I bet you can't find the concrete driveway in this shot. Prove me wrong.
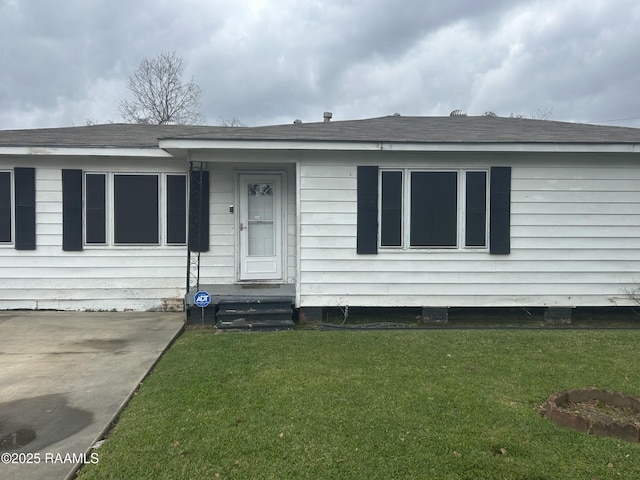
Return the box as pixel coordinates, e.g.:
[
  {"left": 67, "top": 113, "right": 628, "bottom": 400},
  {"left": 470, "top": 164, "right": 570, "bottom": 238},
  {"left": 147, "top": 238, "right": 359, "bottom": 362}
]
[{"left": 0, "top": 311, "right": 184, "bottom": 480}]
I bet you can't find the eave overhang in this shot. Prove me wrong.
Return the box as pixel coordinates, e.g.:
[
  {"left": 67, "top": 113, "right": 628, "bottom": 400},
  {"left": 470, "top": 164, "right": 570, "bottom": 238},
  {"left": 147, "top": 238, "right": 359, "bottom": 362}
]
[
  {"left": 159, "top": 138, "right": 640, "bottom": 154},
  {"left": 0, "top": 146, "right": 173, "bottom": 157}
]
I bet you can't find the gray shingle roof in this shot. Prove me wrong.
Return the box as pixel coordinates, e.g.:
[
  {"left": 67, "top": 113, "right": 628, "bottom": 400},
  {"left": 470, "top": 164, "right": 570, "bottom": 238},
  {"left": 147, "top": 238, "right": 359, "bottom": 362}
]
[
  {"left": 1, "top": 116, "right": 640, "bottom": 148},
  {"left": 165, "top": 115, "right": 640, "bottom": 144},
  {"left": 0, "top": 124, "right": 228, "bottom": 148}
]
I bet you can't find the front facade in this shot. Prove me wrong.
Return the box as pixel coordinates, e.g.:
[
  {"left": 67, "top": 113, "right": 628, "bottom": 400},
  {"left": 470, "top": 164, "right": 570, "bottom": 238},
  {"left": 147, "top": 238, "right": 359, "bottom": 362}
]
[{"left": 1, "top": 116, "right": 639, "bottom": 313}]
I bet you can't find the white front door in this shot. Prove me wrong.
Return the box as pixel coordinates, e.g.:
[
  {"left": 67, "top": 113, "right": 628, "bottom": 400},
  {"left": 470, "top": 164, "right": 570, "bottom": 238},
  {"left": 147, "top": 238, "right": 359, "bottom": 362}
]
[{"left": 238, "top": 173, "right": 284, "bottom": 281}]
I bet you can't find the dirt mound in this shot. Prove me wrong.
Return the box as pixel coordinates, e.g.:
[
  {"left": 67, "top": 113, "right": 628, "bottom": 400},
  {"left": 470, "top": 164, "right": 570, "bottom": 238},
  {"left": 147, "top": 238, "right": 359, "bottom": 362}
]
[{"left": 541, "top": 388, "right": 640, "bottom": 443}]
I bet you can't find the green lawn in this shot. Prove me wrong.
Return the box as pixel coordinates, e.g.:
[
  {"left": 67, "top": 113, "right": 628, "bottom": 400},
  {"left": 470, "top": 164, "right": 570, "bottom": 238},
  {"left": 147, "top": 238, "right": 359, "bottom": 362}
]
[{"left": 77, "top": 328, "right": 640, "bottom": 479}]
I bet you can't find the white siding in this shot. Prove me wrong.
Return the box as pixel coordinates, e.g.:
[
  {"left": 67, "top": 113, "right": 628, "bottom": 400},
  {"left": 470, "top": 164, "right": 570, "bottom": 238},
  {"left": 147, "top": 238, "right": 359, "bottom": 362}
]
[
  {"left": 0, "top": 155, "right": 297, "bottom": 311},
  {"left": 4, "top": 147, "right": 639, "bottom": 311},
  {"left": 0, "top": 156, "right": 189, "bottom": 311},
  {"left": 195, "top": 161, "right": 297, "bottom": 286},
  {"left": 298, "top": 153, "right": 640, "bottom": 308}
]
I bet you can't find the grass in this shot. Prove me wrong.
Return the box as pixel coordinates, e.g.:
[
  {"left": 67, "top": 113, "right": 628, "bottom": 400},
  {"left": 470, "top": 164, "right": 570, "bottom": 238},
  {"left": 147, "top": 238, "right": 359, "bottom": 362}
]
[{"left": 77, "top": 328, "right": 640, "bottom": 479}]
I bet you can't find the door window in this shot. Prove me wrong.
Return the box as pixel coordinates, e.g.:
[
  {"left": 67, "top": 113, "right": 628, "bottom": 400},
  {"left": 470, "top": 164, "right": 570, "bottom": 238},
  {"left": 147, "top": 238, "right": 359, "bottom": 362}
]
[{"left": 247, "top": 183, "right": 275, "bottom": 256}]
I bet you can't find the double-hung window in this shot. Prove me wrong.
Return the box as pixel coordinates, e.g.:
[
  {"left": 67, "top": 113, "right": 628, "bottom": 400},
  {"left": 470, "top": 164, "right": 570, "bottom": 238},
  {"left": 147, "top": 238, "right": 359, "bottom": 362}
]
[
  {"left": 62, "top": 169, "right": 203, "bottom": 251},
  {"left": 380, "top": 169, "right": 488, "bottom": 249},
  {"left": 82, "top": 173, "right": 187, "bottom": 246}
]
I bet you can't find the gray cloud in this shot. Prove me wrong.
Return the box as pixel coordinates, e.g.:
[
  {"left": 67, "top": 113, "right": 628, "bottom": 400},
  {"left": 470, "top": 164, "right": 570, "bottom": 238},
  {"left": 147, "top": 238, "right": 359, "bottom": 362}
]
[{"left": 1, "top": 0, "right": 639, "bottom": 129}]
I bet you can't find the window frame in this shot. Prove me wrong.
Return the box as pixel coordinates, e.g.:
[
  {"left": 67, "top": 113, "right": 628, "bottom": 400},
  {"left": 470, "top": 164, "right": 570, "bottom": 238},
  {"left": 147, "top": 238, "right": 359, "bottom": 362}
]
[
  {"left": 379, "top": 168, "right": 490, "bottom": 251},
  {"left": 0, "top": 170, "right": 13, "bottom": 245},
  {"left": 82, "top": 172, "right": 188, "bottom": 247}
]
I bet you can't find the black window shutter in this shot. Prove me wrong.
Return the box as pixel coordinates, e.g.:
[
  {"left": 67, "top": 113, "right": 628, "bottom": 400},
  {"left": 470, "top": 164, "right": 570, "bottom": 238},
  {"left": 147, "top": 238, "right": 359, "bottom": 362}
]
[
  {"left": 62, "top": 169, "right": 83, "bottom": 251},
  {"left": 489, "top": 166, "right": 511, "bottom": 254},
  {"left": 14, "top": 167, "right": 36, "bottom": 250},
  {"left": 189, "top": 169, "right": 209, "bottom": 252},
  {"left": 0, "top": 172, "right": 11, "bottom": 243},
  {"left": 357, "top": 165, "right": 378, "bottom": 254}
]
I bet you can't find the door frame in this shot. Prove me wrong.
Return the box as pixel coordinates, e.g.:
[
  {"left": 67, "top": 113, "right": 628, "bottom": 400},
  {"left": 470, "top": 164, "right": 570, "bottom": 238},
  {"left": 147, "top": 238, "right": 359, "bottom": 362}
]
[{"left": 235, "top": 171, "right": 287, "bottom": 282}]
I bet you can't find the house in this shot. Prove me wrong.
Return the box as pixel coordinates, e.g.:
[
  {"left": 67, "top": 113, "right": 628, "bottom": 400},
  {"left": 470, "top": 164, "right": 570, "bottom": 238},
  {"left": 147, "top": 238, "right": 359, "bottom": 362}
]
[{"left": 1, "top": 114, "right": 639, "bottom": 327}]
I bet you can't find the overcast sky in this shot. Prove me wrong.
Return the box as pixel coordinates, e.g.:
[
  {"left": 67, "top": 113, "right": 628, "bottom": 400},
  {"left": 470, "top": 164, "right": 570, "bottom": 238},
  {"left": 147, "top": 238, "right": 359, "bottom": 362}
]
[{"left": 1, "top": 0, "right": 639, "bottom": 130}]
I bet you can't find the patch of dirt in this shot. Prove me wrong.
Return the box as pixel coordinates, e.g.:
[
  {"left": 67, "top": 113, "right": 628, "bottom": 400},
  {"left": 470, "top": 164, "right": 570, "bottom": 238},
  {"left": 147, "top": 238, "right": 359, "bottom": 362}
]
[
  {"left": 541, "top": 388, "right": 640, "bottom": 442},
  {"left": 562, "top": 400, "right": 640, "bottom": 426}
]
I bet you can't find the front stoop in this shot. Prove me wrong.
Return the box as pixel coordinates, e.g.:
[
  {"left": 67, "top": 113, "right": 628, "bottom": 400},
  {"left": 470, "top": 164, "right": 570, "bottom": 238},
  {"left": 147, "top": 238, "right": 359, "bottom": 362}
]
[
  {"left": 215, "top": 298, "right": 294, "bottom": 332},
  {"left": 185, "top": 284, "right": 295, "bottom": 331}
]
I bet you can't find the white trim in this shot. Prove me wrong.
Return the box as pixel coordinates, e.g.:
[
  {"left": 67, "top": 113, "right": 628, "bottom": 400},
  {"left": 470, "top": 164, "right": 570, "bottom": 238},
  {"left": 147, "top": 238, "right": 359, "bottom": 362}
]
[
  {"left": 2, "top": 141, "right": 637, "bottom": 157},
  {"left": 295, "top": 161, "right": 302, "bottom": 307},
  {"left": 0, "top": 147, "right": 173, "bottom": 157},
  {"left": 159, "top": 139, "right": 640, "bottom": 154}
]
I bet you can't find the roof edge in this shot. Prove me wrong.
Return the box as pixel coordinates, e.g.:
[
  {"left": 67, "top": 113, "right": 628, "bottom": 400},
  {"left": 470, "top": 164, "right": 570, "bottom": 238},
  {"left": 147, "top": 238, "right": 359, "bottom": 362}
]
[
  {"left": 159, "top": 138, "right": 640, "bottom": 154},
  {"left": 0, "top": 146, "right": 174, "bottom": 157}
]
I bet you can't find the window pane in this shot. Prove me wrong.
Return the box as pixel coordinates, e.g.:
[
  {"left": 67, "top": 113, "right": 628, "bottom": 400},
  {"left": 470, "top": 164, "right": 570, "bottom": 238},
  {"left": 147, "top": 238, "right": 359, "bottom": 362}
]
[
  {"left": 0, "top": 172, "right": 11, "bottom": 242},
  {"left": 86, "top": 174, "right": 106, "bottom": 244},
  {"left": 14, "top": 168, "right": 36, "bottom": 250},
  {"left": 166, "top": 175, "right": 187, "bottom": 244},
  {"left": 247, "top": 183, "right": 275, "bottom": 256},
  {"left": 465, "top": 171, "right": 487, "bottom": 247},
  {"left": 410, "top": 172, "right": 457, "bottom": 247},
  {"left": 381, "top": 171, "right": 403, "bottom": 246},
  {"left": 114, "top": 174, "right": 158, "bottom": 244}
]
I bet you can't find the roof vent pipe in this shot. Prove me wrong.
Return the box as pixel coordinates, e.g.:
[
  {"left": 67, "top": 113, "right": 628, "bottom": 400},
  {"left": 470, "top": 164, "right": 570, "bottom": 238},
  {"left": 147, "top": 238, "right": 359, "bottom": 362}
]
[{"left": 323, "top": 112, "right": 332, "bottom": 122}]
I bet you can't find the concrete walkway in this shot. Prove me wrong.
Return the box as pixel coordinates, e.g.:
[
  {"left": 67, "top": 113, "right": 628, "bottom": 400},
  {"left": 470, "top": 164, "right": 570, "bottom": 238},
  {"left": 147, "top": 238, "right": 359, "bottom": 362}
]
[{"left": 0, "top": 311, "right": 184, "bottom": 480}]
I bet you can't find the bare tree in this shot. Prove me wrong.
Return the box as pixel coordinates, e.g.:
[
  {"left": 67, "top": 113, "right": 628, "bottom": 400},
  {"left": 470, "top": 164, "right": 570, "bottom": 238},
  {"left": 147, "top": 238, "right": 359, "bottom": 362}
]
[
  {"left": 217, "top": 117, "right": 247, "bottom": 127},
  {"left": 509, "top": 107, "right": 553, "bottom": 120},
  {"left": 120, "top": 51, "right": 204, "bottom": 125}
]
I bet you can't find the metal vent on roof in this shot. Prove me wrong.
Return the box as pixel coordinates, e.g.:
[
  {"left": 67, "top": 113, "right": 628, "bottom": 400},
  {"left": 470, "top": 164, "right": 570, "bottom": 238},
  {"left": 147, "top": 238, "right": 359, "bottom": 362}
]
[
  {"left": 450, "top": 109, "right": 467, "bottom": 117},
  {"left": 293, "top": 119, "right": 302, "bottom": 124}
]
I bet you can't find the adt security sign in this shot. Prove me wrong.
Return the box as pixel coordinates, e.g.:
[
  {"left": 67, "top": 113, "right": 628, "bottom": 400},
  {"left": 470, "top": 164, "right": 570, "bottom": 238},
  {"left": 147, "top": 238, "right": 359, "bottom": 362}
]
[{"left": 194, "top": 291, "right": 211, "bottom": 308}]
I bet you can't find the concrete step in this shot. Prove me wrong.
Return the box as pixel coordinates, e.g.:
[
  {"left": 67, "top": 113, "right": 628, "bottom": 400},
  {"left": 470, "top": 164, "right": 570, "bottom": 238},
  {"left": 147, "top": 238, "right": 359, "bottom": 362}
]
[
  {"left": 216, "top": 298, "right": 294, "bottom": 331},
  {"left": 216, "top": 318, "right": 295, "bottom": 331}
]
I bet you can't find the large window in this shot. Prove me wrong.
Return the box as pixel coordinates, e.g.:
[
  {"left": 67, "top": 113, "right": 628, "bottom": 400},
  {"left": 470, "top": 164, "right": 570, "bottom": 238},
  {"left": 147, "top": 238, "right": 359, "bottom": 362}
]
[
  {"left": 380, "top": 169, "right": 488, "bottom": 249},
  {"left": 82, "top": 173, "right": 187, "bottom": 246}
]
